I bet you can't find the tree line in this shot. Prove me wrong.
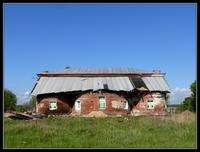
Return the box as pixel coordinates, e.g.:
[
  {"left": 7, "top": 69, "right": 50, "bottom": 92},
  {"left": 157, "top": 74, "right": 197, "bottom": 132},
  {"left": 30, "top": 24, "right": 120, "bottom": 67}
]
[{"left": 4, "top": 89, "right": 36, "bottom": 112}]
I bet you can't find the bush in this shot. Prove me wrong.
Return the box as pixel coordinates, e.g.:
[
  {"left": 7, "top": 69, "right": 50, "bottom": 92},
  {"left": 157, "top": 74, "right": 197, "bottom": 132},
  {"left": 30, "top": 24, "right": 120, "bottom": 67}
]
[{"left": 15, "top": 105, "right": 26, "bottom": 112}]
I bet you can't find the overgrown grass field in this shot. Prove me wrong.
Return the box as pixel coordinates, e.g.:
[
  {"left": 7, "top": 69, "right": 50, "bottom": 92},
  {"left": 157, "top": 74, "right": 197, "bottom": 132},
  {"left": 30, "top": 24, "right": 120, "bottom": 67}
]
[{"left": 4, "top": 114, "right": 196, "bottom": 148}]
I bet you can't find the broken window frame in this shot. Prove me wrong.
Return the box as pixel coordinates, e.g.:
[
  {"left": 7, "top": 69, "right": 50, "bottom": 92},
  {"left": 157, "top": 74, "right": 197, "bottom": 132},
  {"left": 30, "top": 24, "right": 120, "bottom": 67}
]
[
  {"left": 124, "top": 100, "right": 129, "bottom": 110},
  {"left": 75, "top": 100, "right": 81, "bottom": 111},
  {"left": 49, "top": 98, "right": 57, "bottom": 111},
  {"left": 147, "top": 100, "right": 154, "bottom": 110}
]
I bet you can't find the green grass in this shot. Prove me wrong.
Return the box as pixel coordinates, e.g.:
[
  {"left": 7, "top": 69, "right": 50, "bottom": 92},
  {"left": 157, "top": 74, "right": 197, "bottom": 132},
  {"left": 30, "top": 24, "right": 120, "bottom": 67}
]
[{"left": 4, "top": 115, "right": 196, "bottom": 148}]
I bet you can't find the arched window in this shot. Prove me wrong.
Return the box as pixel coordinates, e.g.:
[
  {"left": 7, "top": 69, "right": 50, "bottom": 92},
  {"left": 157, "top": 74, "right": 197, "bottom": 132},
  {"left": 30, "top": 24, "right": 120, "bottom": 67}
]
[
  {"left": 124, "top": 101, "right": 129, "bottom": 110},
  {"left": 75, "top": 100, "right": 81, "bottom": 111}
]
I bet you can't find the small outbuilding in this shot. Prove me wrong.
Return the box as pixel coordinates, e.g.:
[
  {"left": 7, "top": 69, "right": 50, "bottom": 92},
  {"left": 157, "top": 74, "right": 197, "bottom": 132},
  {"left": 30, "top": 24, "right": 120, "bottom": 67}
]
[{"left": 31, "top": 67, "right": 170, "bottom": 116}]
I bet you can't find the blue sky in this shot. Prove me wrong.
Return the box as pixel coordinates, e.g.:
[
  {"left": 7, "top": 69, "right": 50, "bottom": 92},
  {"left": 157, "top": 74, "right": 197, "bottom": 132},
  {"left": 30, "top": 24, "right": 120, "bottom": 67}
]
[{"left": 4, "top": 4, "right": 196, "bottom": 104}]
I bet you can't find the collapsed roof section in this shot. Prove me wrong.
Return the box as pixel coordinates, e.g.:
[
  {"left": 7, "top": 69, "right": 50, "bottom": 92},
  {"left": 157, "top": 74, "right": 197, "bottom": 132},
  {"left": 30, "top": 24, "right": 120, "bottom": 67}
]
[{"left": 31, "top": 77, "right": 134, "bottom": 96}]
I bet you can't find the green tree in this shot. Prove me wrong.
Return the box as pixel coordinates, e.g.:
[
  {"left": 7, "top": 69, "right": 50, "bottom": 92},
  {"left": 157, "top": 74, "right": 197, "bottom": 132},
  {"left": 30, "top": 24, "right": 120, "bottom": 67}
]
[
  {"left": 4, "top": 89, "right": 17, "bottom": 112},
  {"left": 29, "top": 96, "right": 37, "bottom": 108},
  {"left": 178, "top": 97, "right": 190, "bottom": 111},
  {"left": 189, "top": 81, "right": 196, "bottom": 112},
  {"left": 178, "top": 81, "right": 196, "bottom": 112}
]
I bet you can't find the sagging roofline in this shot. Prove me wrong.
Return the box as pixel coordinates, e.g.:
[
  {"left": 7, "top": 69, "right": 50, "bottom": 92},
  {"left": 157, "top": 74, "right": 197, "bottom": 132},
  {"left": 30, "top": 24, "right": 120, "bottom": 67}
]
[{"left": 37, "top": 73, "right": 166, "bottom": 77}]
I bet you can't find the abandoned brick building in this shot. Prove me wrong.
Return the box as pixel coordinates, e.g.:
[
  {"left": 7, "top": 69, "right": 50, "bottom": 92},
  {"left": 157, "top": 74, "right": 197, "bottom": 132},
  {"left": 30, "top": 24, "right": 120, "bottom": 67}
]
[{"left": 31, "top": 67, "right": 170, "bottom": 116}]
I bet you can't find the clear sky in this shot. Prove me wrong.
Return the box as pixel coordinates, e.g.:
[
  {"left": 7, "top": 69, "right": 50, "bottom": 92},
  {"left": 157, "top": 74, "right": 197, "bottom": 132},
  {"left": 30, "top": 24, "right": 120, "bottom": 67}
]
[{"left": 4, "top": 4, "right": 196, "bottom": 104}]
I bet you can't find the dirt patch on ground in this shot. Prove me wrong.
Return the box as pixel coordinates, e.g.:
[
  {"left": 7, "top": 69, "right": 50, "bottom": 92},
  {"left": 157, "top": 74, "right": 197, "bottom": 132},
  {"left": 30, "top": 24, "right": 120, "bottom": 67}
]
[
  {"left": 86, "top": 111, "right": 108, "bottom": 117},
  {"left": 4, "top": 112, "right": 14, "bottom": 118},
  {"left": 69, "top": 112, "right": 81, "bottom": 117},
  {"left": 170, "top": 110, "right": 195, "bottom": 123}
]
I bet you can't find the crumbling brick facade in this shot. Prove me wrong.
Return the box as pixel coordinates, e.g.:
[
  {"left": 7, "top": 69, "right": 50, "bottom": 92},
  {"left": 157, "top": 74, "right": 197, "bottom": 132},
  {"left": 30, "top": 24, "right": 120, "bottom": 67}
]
[
  {"left": 35, "top": 91, "right": 167, "bottom": 116},
  {"left": 72, "top": 92, "right": 130, "bottom": 115},
  {"left": 36, "top": 94, "right": 72, "bottom": 115},
  {"left": 131, "top": 92, "right": 167, "bottom": 116}
]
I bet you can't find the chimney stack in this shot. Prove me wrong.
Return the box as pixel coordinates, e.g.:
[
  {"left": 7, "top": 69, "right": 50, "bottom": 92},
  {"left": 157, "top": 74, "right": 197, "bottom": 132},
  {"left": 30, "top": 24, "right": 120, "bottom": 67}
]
[
  {"left": 65, "top": 66, "right": 70, "bottom": 69},
  {"left": 42, "top": 70, "right": 48, "bottom": 74},
  {"left": 153, "top": 70, "right": 161, "bottom": 73}
]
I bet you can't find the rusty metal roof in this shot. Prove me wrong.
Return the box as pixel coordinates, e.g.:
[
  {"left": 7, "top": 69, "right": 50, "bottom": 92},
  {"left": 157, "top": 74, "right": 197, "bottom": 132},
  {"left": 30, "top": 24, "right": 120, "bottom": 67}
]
[
  {"left": 31, "top": 77, "right": 135, "bottom": 95},
  {"left": 142, "top": 76, "right": 170, "bottom": 92},
  {"left": 43, "top": 67, "right": 154, "bottom": 74}
]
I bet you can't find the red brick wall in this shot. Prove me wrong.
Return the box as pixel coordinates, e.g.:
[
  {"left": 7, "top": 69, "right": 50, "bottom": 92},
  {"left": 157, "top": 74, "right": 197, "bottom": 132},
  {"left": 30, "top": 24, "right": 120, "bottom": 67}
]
[
  {"left": 72, "top": 92, "right": 130, "bottom": 115},
  {"left": 131, "top": 92, "right": 167, "bottom": 116},
  {"left": 36, "top": 95, "right": 72, "bottom": 115},
  {"left": 36, "top": 91, "right": 167, "bottom": 116}
]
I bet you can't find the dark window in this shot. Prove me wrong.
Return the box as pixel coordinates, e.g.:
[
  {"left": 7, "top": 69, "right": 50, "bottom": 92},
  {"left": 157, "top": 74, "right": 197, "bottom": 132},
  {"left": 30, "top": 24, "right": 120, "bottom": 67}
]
[
  {"left": 130, "top": 77, "right": 147, "bottom": 88},
  {"left": 103, "top": 84, "right": 109, "bottom": 90}
]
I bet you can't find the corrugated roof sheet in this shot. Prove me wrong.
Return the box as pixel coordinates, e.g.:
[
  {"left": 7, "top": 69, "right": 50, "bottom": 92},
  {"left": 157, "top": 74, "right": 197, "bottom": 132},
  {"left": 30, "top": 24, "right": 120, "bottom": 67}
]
[
  {"left": 142, "top": 76, "right": 170, "bottom": 92},
  {"left": 31, "top": 77, "right": 134, "bottom": 95},
  {"left": 46, "top": 67, "right": 153, "bottom": 74}
]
